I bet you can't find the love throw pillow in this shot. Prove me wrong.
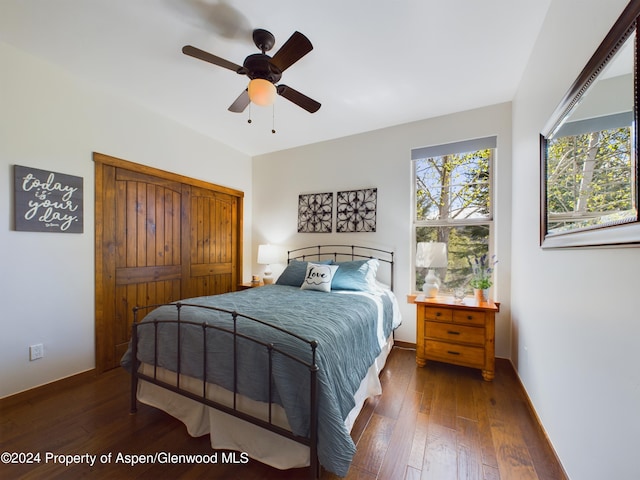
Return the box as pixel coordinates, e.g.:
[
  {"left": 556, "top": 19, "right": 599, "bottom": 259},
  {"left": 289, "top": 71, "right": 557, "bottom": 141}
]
[{"left": 300, "top": 263, "right": 339, "bottom": 292}]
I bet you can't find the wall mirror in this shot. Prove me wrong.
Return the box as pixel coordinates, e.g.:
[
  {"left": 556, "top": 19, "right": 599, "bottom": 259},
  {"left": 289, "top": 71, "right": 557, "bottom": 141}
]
[{"left": 540, "top": 1, "right": 640, "bottom": 248}]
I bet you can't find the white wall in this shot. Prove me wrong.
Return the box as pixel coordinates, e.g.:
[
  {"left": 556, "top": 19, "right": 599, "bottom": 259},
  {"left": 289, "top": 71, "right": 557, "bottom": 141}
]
[
  {"left": 512, "top": 1, "right": 640, "bottom": 479},
  {"left": 252, "top": 103, "right": 513, "bottom": 354},
  {"left": 0, "top": 42, "right": 253, "bottom": 398}
]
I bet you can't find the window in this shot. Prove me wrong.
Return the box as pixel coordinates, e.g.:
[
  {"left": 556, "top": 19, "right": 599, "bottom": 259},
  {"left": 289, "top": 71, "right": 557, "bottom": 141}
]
[{"left": 412, "top": 137, "right": 495, "bottom": 293}]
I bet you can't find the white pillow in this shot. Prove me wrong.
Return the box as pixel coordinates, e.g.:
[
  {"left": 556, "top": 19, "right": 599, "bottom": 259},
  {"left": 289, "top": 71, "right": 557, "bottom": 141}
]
[{"left": 300, "top": 263, "right": 339, "bottom": 292}]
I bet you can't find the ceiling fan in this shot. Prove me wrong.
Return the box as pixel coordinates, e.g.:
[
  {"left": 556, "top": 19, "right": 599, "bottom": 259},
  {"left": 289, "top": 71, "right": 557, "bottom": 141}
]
[{"left": 182, "top": 28, "right": 321, "bottom": 114}]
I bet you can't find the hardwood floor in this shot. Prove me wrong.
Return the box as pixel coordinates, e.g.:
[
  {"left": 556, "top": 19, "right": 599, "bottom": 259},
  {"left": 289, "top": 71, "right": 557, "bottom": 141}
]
[{"left": 0, "top": 347, "right": 566, "bottom": 480}]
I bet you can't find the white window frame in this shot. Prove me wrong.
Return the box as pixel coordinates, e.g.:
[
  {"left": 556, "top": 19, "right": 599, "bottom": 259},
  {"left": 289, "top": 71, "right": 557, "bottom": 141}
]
[{"left": 411, "top": 137, "right": 496, "bottom": 293}]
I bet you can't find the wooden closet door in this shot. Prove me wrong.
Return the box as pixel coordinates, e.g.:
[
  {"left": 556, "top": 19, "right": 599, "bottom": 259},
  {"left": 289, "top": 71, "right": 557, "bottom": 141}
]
[
  {"left": 95, "top": 154, "right": 243, "bottom": 372},
  {"left": 185, "top": 186, "right": 239, "bottom": 297},
  {"left": 100, "top": 167, "right": 184, "bottom": 370},
  {"left": 113, "top": 168, "right": 183, "bottom": 367}
]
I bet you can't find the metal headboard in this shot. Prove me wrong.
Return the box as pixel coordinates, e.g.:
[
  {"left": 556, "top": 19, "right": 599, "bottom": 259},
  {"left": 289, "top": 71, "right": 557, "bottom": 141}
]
[{"left": 287, "top": 245, "right": 395, "bottom": 291}]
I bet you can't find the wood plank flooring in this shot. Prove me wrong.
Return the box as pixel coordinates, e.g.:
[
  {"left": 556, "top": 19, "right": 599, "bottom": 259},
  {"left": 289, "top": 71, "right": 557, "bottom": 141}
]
[{"left": 0, "top": 347, "right": 566, "bottom": 479}]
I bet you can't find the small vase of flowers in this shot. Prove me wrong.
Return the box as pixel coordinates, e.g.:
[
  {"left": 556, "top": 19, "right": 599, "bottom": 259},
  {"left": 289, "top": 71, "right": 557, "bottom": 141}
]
[{"left": 469, "top": 254, "right": 497, "bottom": 302}]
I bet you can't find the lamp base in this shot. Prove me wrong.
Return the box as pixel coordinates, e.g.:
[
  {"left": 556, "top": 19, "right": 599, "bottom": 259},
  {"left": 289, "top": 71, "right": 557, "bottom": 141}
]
[
  {"left": 422, "top": 283, "right": 439, "bottom": 298},
  {"left": 422, "top": 269, "right": 440, "bottom": 298}
]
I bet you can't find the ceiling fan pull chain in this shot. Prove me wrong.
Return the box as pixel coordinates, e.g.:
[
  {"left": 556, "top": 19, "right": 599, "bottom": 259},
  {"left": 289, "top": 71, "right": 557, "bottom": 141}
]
[
  {"left": 272, "top": 104, "right": 276, "bottom": 134},
  {"left": 247, "top": 103, "right": 252, "bottom": 124}
]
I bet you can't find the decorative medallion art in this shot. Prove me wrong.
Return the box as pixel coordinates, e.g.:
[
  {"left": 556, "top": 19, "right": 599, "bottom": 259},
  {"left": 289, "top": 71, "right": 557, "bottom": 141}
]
[
  {"left": 298, "top": 192, "right": 333, "bottom": 233},
  {"left": 336, "top": 188, "right": 377, "bottom": 232}
]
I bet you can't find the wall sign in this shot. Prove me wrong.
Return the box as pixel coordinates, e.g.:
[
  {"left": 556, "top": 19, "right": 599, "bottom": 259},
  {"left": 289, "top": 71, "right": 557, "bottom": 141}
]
[{"left": 14, "top": 165, "right": 84, "bottom": 233}]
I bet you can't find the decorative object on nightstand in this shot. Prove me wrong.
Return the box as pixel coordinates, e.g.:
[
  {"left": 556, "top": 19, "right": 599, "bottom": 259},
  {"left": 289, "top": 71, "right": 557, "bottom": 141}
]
[
  {"left": 415, "top": 242, "right": 447, "bottom": 298},
  {"left": 469, "top": 254, "right": 497, "bottom": 302},
  {"left": 409, "top": 294, "right": 499, "bottom": 381},
  {"left": 453, "top": 286, "right": 466, "bottom": 303},
  {"left": 257, "top": 244, "right": 283, "bottom": 285}
]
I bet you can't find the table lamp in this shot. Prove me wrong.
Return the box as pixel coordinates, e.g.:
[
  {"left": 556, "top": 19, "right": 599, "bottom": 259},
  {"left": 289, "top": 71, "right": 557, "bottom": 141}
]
[
  {"left": 257, "top": 244, "right": 282, "bottom": 285},
  {"left": 415, "top": 242, "right": 448, "bottom": 297}
]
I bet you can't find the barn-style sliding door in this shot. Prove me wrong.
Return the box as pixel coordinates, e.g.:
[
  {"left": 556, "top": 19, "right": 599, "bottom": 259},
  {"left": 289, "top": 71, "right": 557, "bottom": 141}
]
[{"left": 94, "top": 153, "right": 243, "bottom": 372}]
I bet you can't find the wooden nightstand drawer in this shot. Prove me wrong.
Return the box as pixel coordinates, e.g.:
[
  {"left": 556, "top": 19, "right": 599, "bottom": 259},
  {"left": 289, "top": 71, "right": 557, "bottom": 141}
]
[
  {"left": 410, "top": 294, "right": 498, "bottom": 381},
  {"left": 453, "top": 309, "right": 486, "bottom": 326},
  {"left": 425, "top": 340, "right": 485, "bottom": 368},
  {"left": 422, "top": 306, "right": 453, "bottom": 322},
  {"left": 425, "top": 321, "right": 485, "bottom": 346}
]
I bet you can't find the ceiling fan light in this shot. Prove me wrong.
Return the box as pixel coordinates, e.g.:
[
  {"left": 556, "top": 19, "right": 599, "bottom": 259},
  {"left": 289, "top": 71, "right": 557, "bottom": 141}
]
[{"left": 248, "top": 78, "right": 277, "bottom": 106}]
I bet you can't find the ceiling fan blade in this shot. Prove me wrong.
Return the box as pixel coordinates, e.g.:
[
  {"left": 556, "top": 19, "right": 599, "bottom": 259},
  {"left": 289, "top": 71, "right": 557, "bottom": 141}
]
[
  {"left": 270, "top": 32, "right": 313, "bottom": 72},
  {"left": 182, "top": 45, "right": 243, "bottom": 73},
  {"left": 228, "top": 89, "right": 250, "bottom": 113},
  {"left": 277, "top": 85, "right": 321, "bottom": 113}
]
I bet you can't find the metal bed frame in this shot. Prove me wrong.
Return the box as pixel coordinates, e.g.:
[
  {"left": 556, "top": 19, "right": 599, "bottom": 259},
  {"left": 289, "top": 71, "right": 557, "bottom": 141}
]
[
  {"left": 287, "top": 244, "right": 394, "bottom": 291},
  {"left": 128, "top": 245, "right": 394, "bottom": 479},
  {"left": 129, "top": 302, "right": 321, "bottom": 477}
]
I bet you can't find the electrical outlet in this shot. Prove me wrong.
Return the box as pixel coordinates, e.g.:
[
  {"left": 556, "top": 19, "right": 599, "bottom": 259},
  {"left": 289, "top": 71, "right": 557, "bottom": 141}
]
[{"left": 29, "top": 344, "right": 44, "bottom": 361}]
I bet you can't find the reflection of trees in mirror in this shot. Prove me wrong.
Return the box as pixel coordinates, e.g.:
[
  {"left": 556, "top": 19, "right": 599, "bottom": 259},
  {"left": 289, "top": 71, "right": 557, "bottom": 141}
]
[
  {"left": 546, "top": 124, "right": 634, "bottom": 234},
  {"left": 415, "top": 149, "right": 491, "bottom": 292},
  {"left": 540, "top": 2, "right": 640, "bottom": 247}
]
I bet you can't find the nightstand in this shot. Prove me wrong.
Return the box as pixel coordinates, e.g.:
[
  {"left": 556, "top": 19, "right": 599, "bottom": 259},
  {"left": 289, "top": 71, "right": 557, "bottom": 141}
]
[
  {"left": 408, "top": 294, "right": 499, "bottom": 381},
  {"left": 237, "top": 281, "right": 264, "bottom": 290}
]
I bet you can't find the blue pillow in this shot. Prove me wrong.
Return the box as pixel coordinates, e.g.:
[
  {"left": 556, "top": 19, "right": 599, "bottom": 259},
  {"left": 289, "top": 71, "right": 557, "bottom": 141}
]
[
  {"left": 275, "top": 259, "right": 333, "bottom": 287},
  {"left": 331, "top": 259, "right": 379, "bottom": 291}
]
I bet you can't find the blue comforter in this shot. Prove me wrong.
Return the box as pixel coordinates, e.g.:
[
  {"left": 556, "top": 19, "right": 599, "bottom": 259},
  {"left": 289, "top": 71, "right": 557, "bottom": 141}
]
[{"left": 121, "top": 284, "right": 395, "bottom": 476}]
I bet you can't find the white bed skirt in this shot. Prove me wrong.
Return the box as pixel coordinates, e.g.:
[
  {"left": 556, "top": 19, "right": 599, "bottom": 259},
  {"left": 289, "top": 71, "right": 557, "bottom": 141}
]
[{"left": 136, "top": 335, "right": 395, "bottom": 470}]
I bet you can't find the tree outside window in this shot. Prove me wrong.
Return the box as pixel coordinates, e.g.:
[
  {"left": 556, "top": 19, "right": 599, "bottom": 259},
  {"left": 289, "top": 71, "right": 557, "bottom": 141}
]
[{"left": 413, "top": 139, "right": 494, "bottom": 293}]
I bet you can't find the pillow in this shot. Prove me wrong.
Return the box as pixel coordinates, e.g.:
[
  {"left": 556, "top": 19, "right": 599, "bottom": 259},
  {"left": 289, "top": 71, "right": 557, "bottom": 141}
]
[
  {"left": 276, "top": 259, "right": 333, "bottom": 287},
  {"left": 331, "top": 258, "right": 379, "bottom": 291},
  {"left": 300, "top": 263, "right": 339, "bottom": 292}
]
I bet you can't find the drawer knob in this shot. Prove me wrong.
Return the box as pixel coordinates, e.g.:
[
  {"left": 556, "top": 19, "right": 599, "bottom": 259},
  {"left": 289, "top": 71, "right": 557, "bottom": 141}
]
[
  {"left": 447, "top": 330, "right": 461, "bottom": 335},
  {"left": 467, "top": 315, "right": 473, "bottom": 320},
  {"left": 447, "top": 350, "right": 461, "bottom": 356},
  {"left": 436, "top": 312, "right": 442, "bottom": 317}
]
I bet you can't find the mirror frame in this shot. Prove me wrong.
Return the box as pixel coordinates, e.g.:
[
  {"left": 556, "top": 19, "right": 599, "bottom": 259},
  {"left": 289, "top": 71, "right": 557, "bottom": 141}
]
[{"left": 540, "top": 1, "right": 640, "bottom": 248}]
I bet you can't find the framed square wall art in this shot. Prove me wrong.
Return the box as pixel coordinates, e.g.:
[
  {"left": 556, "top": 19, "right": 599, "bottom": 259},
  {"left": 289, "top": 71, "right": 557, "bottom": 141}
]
[
  {"left": 336, "top": 188, "right": 377, "bottom": 233},
  {"left": 298, "top": 192, "right": 333, "bottom": 233}
]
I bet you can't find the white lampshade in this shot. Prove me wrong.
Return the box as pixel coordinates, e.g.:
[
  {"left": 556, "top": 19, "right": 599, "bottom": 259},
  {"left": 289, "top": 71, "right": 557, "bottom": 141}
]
[
  {"left": 257, "top": 244, "right": 283, "bottom": 284},
  {"left": 257, "top": 244, "right": 282, "bottom": 265},
  {"left": 415, "top": 242, "right": 448, "bottom": 268},
  {"left": 248, "top": 78, "right": 277, "bottom": 106}
]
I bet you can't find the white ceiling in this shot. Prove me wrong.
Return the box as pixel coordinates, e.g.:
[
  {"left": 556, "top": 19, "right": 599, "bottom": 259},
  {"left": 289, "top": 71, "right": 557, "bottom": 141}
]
[{"left": 0, "top": 0, "right": 552, "bottom": 156}]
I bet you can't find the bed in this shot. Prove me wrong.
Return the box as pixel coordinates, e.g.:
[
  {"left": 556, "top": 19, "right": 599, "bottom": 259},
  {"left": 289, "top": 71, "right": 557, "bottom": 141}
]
[{"left": 121, "top": 245, "right": 401, "bottom": 478}]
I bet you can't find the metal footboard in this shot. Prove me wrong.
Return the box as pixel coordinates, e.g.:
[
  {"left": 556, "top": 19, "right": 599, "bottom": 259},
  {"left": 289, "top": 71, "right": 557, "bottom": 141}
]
[{"left": 129, "top": 302, "right": 320, "bottom": 479}]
